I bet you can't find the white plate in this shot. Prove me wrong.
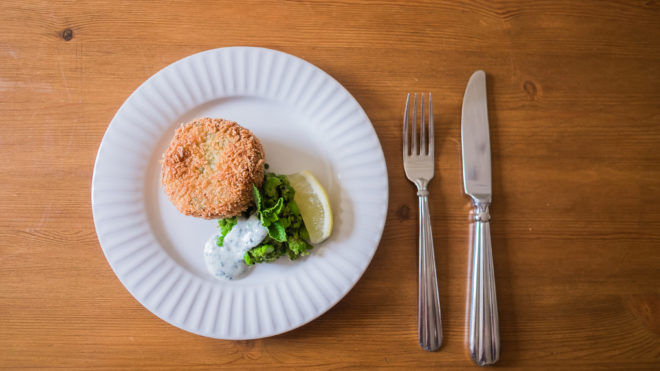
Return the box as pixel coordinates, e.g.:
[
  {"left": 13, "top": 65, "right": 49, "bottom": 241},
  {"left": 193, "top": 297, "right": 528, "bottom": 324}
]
[{"left": 91, "top": 47, "right": 388, "bottom": 339}]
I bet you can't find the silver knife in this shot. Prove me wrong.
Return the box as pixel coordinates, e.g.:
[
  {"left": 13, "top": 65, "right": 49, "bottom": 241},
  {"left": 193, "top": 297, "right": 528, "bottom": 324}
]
[{"left": 461, "top": 70, "right": 500, "bottom": 366}]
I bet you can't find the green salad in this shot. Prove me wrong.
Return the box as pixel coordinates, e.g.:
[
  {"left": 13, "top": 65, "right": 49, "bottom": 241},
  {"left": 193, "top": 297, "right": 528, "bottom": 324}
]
[{"left": 216, "top": 173, "right": 313, "bottom": 265}]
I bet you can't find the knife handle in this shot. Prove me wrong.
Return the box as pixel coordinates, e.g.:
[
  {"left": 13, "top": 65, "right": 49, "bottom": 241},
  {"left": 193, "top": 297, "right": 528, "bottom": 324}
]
[
  {"left": 468, "top": 200, "right": 500, "bottom": 366},
  {"left": 418, "top": 192, "right": 443, "bottom": 351}
]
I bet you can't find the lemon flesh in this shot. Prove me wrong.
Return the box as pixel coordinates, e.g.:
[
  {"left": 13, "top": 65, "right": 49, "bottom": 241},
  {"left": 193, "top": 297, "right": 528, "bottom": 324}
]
[{"left": 287, "top": 171, "right": 333, "bottom": 244}]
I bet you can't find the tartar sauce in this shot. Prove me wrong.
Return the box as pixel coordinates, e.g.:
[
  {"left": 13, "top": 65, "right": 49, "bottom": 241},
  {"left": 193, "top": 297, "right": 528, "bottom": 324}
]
[{"left": 203, "top": 214, "right": 268, "bottom": 280}]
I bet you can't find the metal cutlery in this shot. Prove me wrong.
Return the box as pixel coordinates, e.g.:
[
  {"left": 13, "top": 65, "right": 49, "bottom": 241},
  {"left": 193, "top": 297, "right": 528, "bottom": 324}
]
[
  {"left": 461, "top": 70, "right": 500, "bottom": 366},
  {"left": 403, "top": 93, "right": 443, "bottom": 351}
]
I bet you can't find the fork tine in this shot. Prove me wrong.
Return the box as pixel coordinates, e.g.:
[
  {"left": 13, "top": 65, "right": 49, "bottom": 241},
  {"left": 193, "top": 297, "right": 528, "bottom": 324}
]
[
  {"left": 420, "top": 93, "right": 426, "bottom": 155},
  {"left": 403, "top": 93, "right": 410, "bottom": 156},
  {"left": 428, "top": 92, "right": 434, "bottom": 155},
  {"left": 412, "top": 93, "right": 418, "bottom": 155}
]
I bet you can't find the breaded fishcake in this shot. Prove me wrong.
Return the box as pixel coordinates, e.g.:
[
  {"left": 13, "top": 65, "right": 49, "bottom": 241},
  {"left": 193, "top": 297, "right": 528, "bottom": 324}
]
[{"left": 161, "top": 117, "right": 265, "bottom": 219}]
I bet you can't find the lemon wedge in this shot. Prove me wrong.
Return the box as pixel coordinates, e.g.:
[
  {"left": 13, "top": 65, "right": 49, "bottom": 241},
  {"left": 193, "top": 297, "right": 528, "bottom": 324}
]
[{"left": 287, "top": 171, "right": 333, "bottom": 244}]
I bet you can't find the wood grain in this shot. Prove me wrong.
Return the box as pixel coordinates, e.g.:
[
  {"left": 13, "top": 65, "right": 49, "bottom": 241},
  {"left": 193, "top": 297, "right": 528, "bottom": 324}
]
[{"left": 1, "top": 0, "right": 659, "bottom": 369}]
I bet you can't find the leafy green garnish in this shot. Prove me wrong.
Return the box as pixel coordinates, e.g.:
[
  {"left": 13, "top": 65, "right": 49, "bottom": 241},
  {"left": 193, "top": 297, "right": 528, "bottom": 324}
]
[
  {"left": 268, "top": 222, "right": 286, "bottom": 242},
  {"left": 216, "top": 217, "right": 237, "bottom": 246},
  {"left": 245, "top": 244, "right": 279, "bottom": 263},
  {"left": 252, "top": 184, "right": 263, "bottom": 211},
  {"left": 258, "top": 197, "right": 283, "bottom": 227},
  {"left": 244, "top": 173, "right": 313, "bottom": 265}
]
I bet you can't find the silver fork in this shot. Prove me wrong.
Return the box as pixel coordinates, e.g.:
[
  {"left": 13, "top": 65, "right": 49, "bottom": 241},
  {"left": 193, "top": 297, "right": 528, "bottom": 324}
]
[{"left": 403, "top": 93, "right": 443, "bottom": 351}]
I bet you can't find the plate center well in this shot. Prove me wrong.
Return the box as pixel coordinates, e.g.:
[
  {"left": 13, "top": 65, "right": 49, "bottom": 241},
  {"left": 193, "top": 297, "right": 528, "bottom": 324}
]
[{"left": 145, "top": 96, "right": 334, "bottom": 282}]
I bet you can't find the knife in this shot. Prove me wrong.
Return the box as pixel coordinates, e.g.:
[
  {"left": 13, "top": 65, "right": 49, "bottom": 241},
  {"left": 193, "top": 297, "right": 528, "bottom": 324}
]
[{"left": 461, "top": 70, "right": 500, "bottom": 366}]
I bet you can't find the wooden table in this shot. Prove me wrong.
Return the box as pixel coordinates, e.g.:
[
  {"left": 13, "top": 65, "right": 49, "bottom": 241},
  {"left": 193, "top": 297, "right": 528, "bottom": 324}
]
[{"left": 2, "top": 1, "right": 659, "bottom": 369}]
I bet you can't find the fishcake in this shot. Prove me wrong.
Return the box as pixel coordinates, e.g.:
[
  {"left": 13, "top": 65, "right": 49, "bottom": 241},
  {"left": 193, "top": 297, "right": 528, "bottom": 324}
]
[{"left": 161, "top": 117, "right": 265, "bottom": 219}]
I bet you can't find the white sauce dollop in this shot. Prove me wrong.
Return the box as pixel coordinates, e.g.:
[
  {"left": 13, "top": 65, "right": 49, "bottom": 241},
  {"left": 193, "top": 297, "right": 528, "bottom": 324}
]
[{"left": 203, "top": 214, "right": 268, "bottom": 280}]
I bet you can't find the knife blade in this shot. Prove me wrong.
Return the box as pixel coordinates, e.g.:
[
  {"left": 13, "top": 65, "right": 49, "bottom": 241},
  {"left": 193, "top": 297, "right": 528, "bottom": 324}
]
[
  {"left": 461, "top": 70, "right": 500, "bottom": 366},
  {"left": 462, "top": 70, "right": 491, "bottom": 202}
]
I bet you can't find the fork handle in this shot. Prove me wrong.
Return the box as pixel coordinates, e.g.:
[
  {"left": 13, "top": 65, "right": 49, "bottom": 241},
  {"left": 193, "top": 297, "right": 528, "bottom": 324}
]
[
  {"left": 468, "top": 201, "right": 500, "bottom": 366},
  {"left": 418, "top": 191, "right": 442, "bottom": 351}
]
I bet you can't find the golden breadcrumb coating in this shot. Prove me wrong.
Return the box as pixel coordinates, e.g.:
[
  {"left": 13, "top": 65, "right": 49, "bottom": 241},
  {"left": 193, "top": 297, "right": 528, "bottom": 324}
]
[{"left": 161, "top": 117, "right": 265, "bottom": 219}]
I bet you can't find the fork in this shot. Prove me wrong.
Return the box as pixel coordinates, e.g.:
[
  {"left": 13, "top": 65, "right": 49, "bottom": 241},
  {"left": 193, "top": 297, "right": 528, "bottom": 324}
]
[{"left": 403, "top": 93, "right": 443, "bottom": 351}]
